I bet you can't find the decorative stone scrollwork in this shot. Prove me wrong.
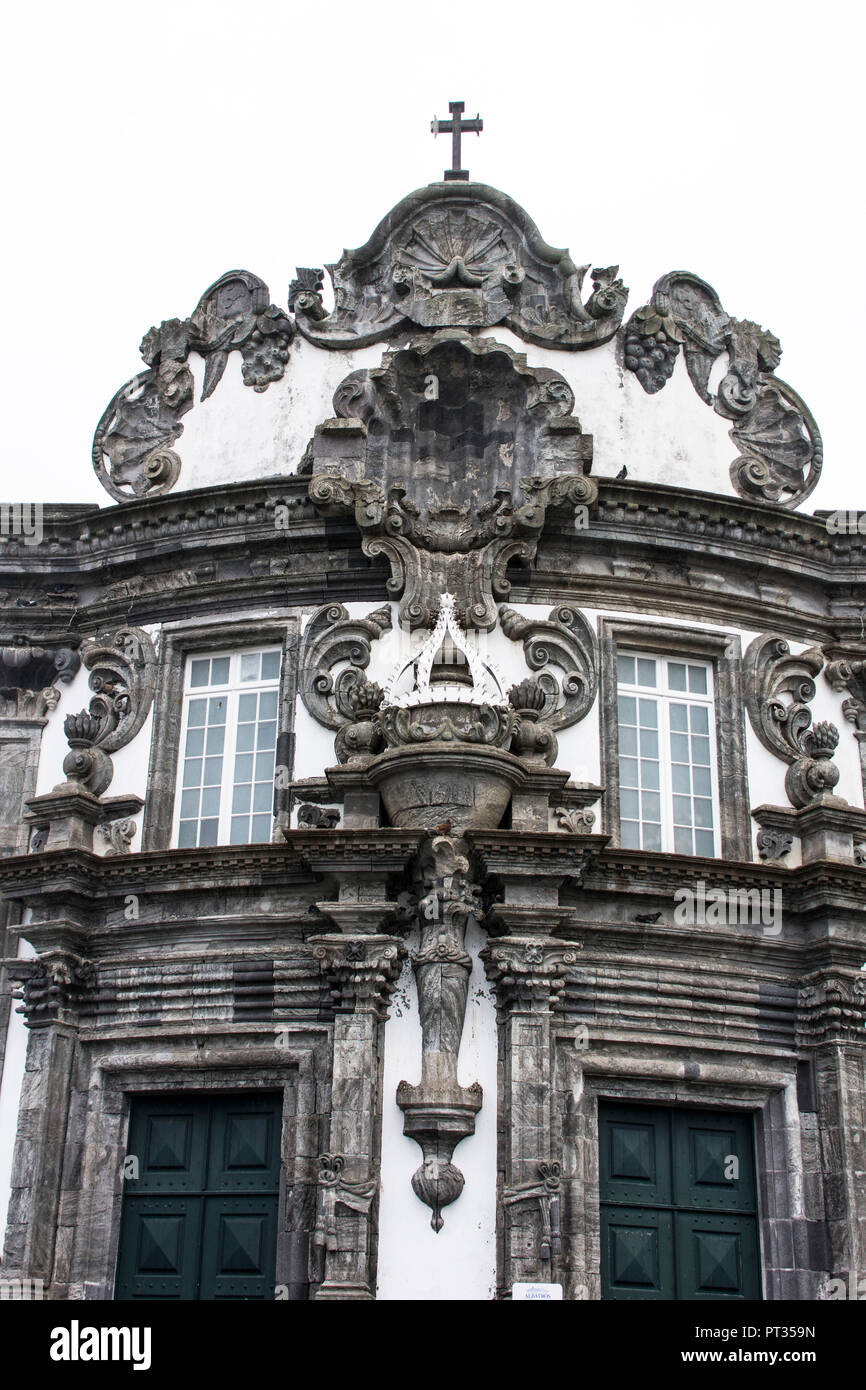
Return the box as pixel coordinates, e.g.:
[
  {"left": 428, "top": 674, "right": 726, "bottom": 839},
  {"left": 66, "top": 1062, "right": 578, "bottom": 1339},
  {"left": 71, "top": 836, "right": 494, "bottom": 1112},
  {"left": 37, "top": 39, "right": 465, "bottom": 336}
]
[
  {"left": 298, "top": 603, "right": 391, "bottom": 735},
  {"left": 308, "top": 334, "right": 596, "bottom": 630},
  {"left": 503, "top": 1161, "right": 563, "bottom": 1265},
  {"left": 756, "top": 828, "right": 794, "bottom": 862},
  {"left": 744, "top": 635, "right": 841, "bottom": 808},
  {"left": 500, "top": 604, "right": 598, "bottom": 731},
  {"left": 60, "top": 627, "right": 157, "bottom": 796},
  {"left": 554, "top": 805, "right": 596, "bottom": 832},
  {"left": 292, "top": 183, "right": 627, "bottom": 352},
  {"left": 97, "top": 818, "right": 137, "bottom": 856},
  {"left": 798, "top": 974, "right": 866, "bottom": 1045},
  {"left": 624, "top": 271, "right": 821, "bottom": 507},
  {"left": 93, "top": 269, "right": 294, "bottom": 501},
  {"left": 10, "top": 954, "right": 96, "bottom": 1028},
  {"left": 311, "top": 1153, "right": 377, "bottom": 1277}
]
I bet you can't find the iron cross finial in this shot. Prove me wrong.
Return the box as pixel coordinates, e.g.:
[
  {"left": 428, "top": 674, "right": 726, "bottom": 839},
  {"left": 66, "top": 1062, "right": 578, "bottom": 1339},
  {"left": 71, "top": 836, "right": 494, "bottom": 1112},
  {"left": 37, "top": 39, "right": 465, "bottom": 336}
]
[{"left": 430, "top": 101, "right": 483, "bottom": 182}]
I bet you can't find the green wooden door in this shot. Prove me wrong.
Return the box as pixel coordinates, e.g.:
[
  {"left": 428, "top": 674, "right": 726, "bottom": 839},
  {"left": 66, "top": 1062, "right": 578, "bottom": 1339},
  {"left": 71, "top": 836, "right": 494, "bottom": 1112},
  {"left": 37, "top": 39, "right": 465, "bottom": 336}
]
[
  {"left": 115, "top": 1094, "right": 281, "bottom": 1300},
  {"left": 599, "top": 1102, "right": 761, "bottom": 1300}
]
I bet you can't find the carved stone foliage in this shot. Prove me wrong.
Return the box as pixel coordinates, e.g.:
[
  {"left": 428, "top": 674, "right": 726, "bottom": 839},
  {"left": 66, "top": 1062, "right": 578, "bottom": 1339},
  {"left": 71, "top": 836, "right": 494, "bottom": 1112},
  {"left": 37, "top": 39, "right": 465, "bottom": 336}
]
[
  {"left": 743, "top": 635, "right": 841, "bottom": 808},
  {"left": 297, "top": 804, "right": 341, "bottom": 829},
  {"left": 798, "top": 974, "right": 866, "bottom": 1045},
  {"left": 311, "top": 1153, "right": 377, "bottom": 1277},
  {"left": 10, "top": 954, "right": 96, "bottom": 1028},
  {"left": 0, "top": 640, "right": 80, "bottom": 698},
  {"left": 0, "top": 687, "right": 61, "bottom": 721},
  {"left": 61, "top": 627, "right": 157, "bottom": 796},
  {"left": 298, "top": 603, "right": 391, "bottom": 750},
  {"left": 624, "top": 271, "right": 821, "bottom": 507},
  {"left": 503, "top": 1161, "right": 563, "bottom": 1267},
  {"left": 93, "top": 270, "right": 294, "bottom": 502},
  {"left": 97, "top": 818, "right": 137, "bottom": 855},
  {"left": 483, "top": 938, "right": 579, "bottom": 1014},
  {"left": 309, "top": 334, "right": 596, "bottom": 630},
  {"left": 396, "top": 834, "right": 484, "bottom": 1231},
  {"left": 554, "top": 805, "right": 596, "bottom": 832},
  {"left": 311, "top": 935, "right": 404, "bottom": 1018},
  {"left": 826, "top": 656, "right": 866, "bottom": 733},
  {"left": 291, "top": 183, "right": 627, "bottom": 352},
  {"left": 500, "top": 605, "right": 598, "bottom": 732},
  {"left": 756, "top": 828, "right": 794, "bottom": 862}
]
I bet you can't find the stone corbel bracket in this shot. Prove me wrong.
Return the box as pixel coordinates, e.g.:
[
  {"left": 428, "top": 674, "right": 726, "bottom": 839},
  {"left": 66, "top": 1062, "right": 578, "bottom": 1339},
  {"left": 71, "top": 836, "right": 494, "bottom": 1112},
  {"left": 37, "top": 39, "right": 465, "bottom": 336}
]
[
  {"left": 0, "top": 640, "right": 81, "bottom": 709},
  {"left": 309, "top": 934, "right": 405, "bottom": 1018},
  {"left": 298, "top": 603, "right": 391, "bottom": 759},
  {"left": 60, "top": 627, "right": 158, "bottom": 796},
  {"left": 499, "top": 604, "right": 598, "bottom": 731},
  {"left": 825, "top": 653, "right": 866, "bottom": 801},
  {"left": 743, "top": 635, "right": 841, "bottom": 808}
]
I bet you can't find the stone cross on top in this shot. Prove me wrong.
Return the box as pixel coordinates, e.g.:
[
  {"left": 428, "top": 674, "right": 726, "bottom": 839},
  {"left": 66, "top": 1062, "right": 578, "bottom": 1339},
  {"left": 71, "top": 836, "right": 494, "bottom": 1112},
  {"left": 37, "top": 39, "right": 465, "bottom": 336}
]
[{"left": 431, "top": 101, "right": 483, "bottom": 182}]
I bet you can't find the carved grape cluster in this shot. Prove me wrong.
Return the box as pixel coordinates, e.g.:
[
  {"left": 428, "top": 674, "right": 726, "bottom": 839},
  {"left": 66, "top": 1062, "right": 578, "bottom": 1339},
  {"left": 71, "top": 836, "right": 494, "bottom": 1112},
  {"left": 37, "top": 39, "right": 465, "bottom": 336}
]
[{"left": 624, "top": 323, "right": 680, "bottom": 394}]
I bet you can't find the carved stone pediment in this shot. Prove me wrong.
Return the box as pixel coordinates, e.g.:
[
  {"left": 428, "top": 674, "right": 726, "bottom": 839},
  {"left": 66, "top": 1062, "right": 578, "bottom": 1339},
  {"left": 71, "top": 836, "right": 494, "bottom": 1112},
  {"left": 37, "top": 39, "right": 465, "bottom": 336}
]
[
  {"left": 292, "top": 182, "right": 627, "bottom": 351},
  {"left": 309, "top": 334, "right": 596, "bottom": 629}
]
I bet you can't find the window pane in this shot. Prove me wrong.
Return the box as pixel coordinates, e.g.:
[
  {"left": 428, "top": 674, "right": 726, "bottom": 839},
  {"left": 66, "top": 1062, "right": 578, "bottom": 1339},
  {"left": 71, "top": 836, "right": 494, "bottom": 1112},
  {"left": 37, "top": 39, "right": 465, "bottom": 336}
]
[
  {"left": 232, "top": 783, "right": 251, "bottom": 814},
  {"left": 253, "top": 782, "right": 272, "bottom": 813},
  {"left": 240, "top": 652, "right": 260, "bottom": 682},
  {"left": 688, "top": 664, "right": 707, "bottom": 694},
  {"left": 621, "top": 820, "right": 640, "bottom": 849},
  {"left": 619, "top": 725, "right": 637, "bottom": 756},
  {"left": 200, "top": 787, "right": 220, "bottom": 818},
  {"left": 238, "top": 693, "right": 258, "bottom": 721},
  {"left": 641, "top": 791, "right": 660, "bottom": 822},
  {"left": 691, "top": 735, "right": 711, "bottom": 766},
  {"left": 255, "top": 752, "right": 274, "bottom": 781},
  {"left": 638, "top": 699, "right": 657, "bottom": 728},
  {"left": 178, "top": 821, "right": 197, "bottom": 849},
  {"left": 236, "top": 723, "right": 255, "bottom": 753},
  {"left": 672, "top": 795, "right": 692, "bottom": 826},
  {"left": 259, "top": 691, "right": 279, "bottom": 720},
  {"left": 619, "top": 757, "right": 639, "bottom": 787},
  {"left": 190, "top": 659, "right": 210, "bottom": 688},
  {"left": 695, "top": 829, "right": 715, "bottom": 856},
  {"left": 210, "top": 658, "right": 230, "bottom": 686},
  {"left": 230, "top": 817, "right": 249, "bottom": 845},
  {"left": 257, "top": 721, "right": 277, "bottom": 750},
  {"left": 199, "top": 819, "right": 219, "bottom": 847},
  {"left": 670, "top": 733, "right": 690, "bottom": 763},
  {"left": 690, "top": 705, "right": 709, "bottom": 734},
  {"left": 183, "top": 758, "right": 202, "bottom": 788},
  {"left": 618, "top": 695, "right": 636, "bottom": 725},
  {"left": 185, "top": 727, "right": 205, "bottom": 756},
  {"left": 188, "top": 699, "right": 207, "bottom": 727},
  {"left": 642, "top": 822, "right": 662, "bottom": 852},
  {"left": 205, "top": 726, "right": 225, "bottom": 755},
  {"left": 251, "top": 814, "right": 271, "bottom": 841},
  {"left": 694, "top": 797, "right": 714, "bottom": 828},
  {"left": 617, "top": 654, "right": 636, "bottom": 684},
  {"left": 672, "top": 764, "right": 691, "bottom": 794},
  {"left": 620, "top": 789, "right": 639, "bottom": 819},
  {"left": 639, "top": 728, "right": 658, "bottom": 758},
  {"left": 674, "top": 825, "right": 693, "bottom": 854},
  {"left": 261, "top": 651, "right": 281, "bottom": 680},
  {"left": 208, "top": 697, "right": 227, "bottom": 724},
  {"left": 641, "top": 760, "right": 659, "bottom": 790},
  {"left": 180, "top": 789, "right": 199, "bottom": 818},
  {"left": 203, "top": 756, "right": 222, "bottom": 785},
  {"left": 668, "top": 662, "right": 687, "bottom": 691},
  {"left": 636, "top": 658, "right": 657, "bottom": 688},
  {"left": 693, "top": 766, "right": 712, "bottom": 796},
  {"left": 670, "top": 703, "right": 688, "bottom": 732},
  {"left": 234, "top": 754, "right": 253, "bottom": 783}
]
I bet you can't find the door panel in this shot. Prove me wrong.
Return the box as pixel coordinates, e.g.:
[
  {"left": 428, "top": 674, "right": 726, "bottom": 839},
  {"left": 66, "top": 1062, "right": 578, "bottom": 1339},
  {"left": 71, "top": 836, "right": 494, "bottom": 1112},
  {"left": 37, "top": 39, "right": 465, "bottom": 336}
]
[
  {"left": 116, "top": 1094, "right": 281, "bottom": 1301},
  {"left": 599, "top": 1102, "right": 761, "bottom": 1302}
]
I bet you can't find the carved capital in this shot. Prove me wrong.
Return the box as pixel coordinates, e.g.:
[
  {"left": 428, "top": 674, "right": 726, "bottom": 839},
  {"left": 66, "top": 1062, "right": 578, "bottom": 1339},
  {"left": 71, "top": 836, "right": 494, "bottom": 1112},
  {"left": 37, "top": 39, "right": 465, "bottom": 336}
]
[
  {"left": 482, "top": 937, "right": 580, "bottom": 1014},
  {"left": 309, "top": 934, "right": 404, "bottom": 1017},
  {"left": 798, "top": 974, "right": 866, "bottom": 1046},
  {"left": 9, "top": 952, "right": 96, "bottom": 1028}
]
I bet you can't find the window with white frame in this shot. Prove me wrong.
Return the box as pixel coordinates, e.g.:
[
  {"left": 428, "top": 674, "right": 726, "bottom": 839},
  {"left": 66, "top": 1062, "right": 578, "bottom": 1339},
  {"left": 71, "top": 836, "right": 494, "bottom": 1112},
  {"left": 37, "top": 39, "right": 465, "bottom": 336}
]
[
  {"left": 174, "top": 648, "right": 282, "bottom": 848},
  {"left": 615, "top": 653, "right": 718, "bottom": 856}
]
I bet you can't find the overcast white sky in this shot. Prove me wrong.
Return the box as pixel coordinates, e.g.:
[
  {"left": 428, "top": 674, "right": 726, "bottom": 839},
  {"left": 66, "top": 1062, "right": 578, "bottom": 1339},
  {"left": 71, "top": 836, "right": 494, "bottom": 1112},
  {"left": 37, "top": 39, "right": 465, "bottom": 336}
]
[{"left": 1, "top": 0, "right": 862, "bottom": 511}]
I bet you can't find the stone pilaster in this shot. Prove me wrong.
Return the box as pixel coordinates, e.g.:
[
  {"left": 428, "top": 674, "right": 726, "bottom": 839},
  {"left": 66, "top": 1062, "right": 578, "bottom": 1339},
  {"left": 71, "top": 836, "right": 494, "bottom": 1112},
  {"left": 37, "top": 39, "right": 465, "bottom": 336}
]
[
  {"left": 482, "top": 935, "right": 579, "bottom": 1295},
  {"left": 308, "top": 932, "right": 403, "bottom": 1299}
]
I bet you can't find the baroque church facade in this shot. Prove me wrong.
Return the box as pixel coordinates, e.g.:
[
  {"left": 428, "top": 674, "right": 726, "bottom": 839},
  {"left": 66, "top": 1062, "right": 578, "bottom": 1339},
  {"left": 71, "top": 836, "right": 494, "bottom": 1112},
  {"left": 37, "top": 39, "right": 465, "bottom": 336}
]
[{"left": 1, "top": 109, "right": 865, "bottom": 1301}]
